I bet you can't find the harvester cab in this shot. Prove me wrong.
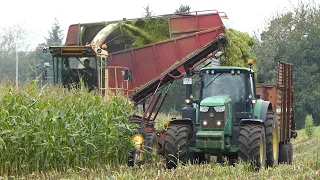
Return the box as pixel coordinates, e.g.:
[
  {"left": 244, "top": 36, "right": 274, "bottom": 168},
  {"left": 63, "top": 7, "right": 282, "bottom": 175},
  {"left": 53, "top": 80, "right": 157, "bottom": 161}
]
[
  {"left": 44, "top": 46, "right": 99, "bottom": 91},
  {"left": 43, "top": 44, "right": 132, "bottom": 96}
]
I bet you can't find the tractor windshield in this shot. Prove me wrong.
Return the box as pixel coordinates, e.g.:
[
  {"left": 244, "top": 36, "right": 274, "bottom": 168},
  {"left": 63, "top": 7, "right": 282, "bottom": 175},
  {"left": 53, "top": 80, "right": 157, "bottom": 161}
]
[
  {"left": 53, "top": 56, "right": 98, "bottom": 91},
  {"left": 202, "top": 72, "right": 246, "bottom": 103}
]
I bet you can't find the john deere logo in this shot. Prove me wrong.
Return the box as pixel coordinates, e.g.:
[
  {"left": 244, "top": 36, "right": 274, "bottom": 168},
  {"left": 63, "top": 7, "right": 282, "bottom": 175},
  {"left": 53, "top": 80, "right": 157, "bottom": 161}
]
[{"left": 209, "top": 113, "right": 215, "bottom": 118}]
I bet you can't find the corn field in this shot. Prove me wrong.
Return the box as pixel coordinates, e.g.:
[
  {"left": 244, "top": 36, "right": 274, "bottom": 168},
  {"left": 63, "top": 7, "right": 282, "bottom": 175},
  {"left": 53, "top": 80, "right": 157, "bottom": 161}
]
[{"left": 0, "top": 79, "right": 134, "bottom": 175}]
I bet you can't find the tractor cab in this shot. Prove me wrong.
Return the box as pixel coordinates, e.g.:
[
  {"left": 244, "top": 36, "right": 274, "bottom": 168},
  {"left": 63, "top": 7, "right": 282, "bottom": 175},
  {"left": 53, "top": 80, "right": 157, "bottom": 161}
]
[
  {"left": 195, "top": 64, "right": 262, "bottom": 132},
  {"left": 199, "top": 66, "right": 257, "bottom": 123}
]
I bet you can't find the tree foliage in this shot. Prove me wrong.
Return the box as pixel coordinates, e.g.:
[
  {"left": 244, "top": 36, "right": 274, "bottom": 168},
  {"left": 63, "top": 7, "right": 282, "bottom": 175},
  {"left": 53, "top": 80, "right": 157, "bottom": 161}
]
[
  {"left": 45, "top": 18, "right": 64, "bottom": 46},
  {"left": 252, "top": 1, "right": 320, "bottom": 128},
  {"left": 223, "top": 29, "right": 256, "bottom": 68},
  {"left": 0, "top": 24, "right": 35, "bottom": 81},
  {"left": 143, "top": 5, "right": 155, "bottom": 18},
  {"left": 175, "top": 5, "right": 191, "bottom": 13},
  {"left": 0, "top": 18, "right": 64, "bottom": 83}
]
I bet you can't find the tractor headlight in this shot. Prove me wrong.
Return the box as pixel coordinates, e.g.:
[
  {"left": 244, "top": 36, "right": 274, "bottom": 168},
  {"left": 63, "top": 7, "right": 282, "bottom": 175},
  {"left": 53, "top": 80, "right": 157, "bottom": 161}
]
[
  {"left": 217, "top": 121, "right": 222, "bottom": 126},
  {"left": 202, "top": 120, "right": 208, "bottom": 126},
  {"left": 214, "top": 106, "right": 225, "bottom": 112},
  {"left": 184, "top": 99, "right": 191, "bottom": 104}
]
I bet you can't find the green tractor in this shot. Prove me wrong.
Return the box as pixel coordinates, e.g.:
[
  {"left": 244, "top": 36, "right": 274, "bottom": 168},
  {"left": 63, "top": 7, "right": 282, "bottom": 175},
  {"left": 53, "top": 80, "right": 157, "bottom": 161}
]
[{"left": 164, "top": 60, "right": 296, "bottom": 169}]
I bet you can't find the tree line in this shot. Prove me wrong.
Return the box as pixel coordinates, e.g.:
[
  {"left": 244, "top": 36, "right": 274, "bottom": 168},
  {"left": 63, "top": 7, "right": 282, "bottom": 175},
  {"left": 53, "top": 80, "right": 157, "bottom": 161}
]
[{"left": 0, "top": 18, "right": 64, "bottom": 83}]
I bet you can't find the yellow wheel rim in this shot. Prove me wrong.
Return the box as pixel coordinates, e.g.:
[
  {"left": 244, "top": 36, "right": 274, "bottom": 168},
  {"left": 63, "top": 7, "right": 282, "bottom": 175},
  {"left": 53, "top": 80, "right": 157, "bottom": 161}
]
[
  {"left": 273, "top": 127, "right": 278, "bottom": 160},
  {"left": 260, "top": 137, "right": 263, "bottom": 164}
]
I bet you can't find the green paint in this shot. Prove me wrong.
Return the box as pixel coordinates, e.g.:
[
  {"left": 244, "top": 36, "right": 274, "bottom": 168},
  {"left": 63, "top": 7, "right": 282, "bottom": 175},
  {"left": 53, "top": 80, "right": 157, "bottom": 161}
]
[
  {"left": 223, "top": 102, "right": 233, "bottom": 135},
  {"left": 226, "top": 145, "right": 238, "bottom": 152},
  {"left": 253, "top": 99, "right": 264, "bottom": 119},
  {"left": 200, "top": 96, "right": 230, "bottom": 107},
  {"left": 196, "top": 140, "right": 225, "bottom": 149},
  {"left": 196, "top": 131, "right": 225, "bottom": 149},
  {"left": 196, "top": 131, "right": 223, "bottom": 137},
  {"left": 201, "top": 66, "right": 253, "bottom": 72},
  {"left": 193, "top": 103, "right": 199, "bottom": 124}
]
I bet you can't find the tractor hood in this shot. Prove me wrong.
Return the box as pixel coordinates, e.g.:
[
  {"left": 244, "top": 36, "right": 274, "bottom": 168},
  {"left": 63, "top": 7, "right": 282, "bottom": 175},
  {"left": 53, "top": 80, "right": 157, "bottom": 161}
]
[{"left": 200, "top": 96, "right": 230, "bottom": 106}]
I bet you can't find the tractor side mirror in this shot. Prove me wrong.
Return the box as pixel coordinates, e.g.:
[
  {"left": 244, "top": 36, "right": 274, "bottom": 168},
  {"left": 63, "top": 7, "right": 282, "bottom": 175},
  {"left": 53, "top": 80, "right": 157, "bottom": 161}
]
[
  {"left": 257, "top": 72, "right": 265, "bottom": 83},
  {"left": 124, "top": 69, "right": 132, "bottom": 80},
  {"left": 42, "top": 47, "right": 48, "bottom": 54}
]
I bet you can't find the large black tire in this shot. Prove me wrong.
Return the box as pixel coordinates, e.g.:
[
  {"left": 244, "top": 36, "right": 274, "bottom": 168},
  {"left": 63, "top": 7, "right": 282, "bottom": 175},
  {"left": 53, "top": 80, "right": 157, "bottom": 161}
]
[
  {"left": 278, "top": 143, "right": 289, "bottom": 164},
  {"left": 127, "top": 149, "right": 135, "bottom": 167},
  {"left": 238, "top": 124, "right": 266, "bottom": 170},
  {"left": 127, "top": 116, "right": 146, "bottom": 167},
  {"left": 164, "top": 124, "right": 191, "bottom": 169},
  {"left": 264, "top": 111, "right": 280, "bottom": 167},
  {"left": 144, "top": 131, "right": 157, "bottom": 154},
  {"left": 129, "top": 117, "right": 146, "bottom": 137},
  {"left": 288, "top": 142, "right": 293, "bottom": 164}
]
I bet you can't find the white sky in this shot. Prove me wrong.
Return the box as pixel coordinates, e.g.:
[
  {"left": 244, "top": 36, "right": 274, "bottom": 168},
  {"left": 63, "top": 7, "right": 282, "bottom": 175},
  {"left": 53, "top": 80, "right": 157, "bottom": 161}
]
[{"left": 0, "top": 0, "right": 317, "bottom": 49}]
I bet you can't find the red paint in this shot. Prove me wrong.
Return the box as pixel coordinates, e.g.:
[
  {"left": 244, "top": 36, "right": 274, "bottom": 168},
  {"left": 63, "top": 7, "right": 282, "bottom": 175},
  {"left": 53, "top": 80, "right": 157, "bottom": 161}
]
[
  {"left": 65, "top": 24, "right": 79, "bottom": 46},
  {"left": 108, "top": 27, "right": 225, "bottom": 102}
]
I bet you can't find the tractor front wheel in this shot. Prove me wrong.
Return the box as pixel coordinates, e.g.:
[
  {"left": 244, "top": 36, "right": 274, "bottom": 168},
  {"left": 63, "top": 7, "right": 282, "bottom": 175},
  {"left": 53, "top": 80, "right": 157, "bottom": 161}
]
[
  {"left": 238, "top": 123, "right": 267, "bottom": 170},
  {"left": 164, "top": 124, "right": 191, "bottom": 169}
]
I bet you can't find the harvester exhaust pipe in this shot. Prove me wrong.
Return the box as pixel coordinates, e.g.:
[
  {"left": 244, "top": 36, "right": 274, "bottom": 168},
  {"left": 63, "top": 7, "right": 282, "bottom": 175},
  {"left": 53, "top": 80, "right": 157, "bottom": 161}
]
[
  {"left": 185, "top": 67, "right": 192, "bottom": 104},
  {"left": 181, "top": 67, "right": 196, "bottom": 124}
]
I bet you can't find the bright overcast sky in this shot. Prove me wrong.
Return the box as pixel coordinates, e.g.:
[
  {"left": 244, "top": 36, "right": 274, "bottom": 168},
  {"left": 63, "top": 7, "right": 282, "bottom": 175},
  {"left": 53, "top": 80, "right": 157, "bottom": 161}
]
[{"left": 0, "top": 0, "right": 318, "bottom": 49}]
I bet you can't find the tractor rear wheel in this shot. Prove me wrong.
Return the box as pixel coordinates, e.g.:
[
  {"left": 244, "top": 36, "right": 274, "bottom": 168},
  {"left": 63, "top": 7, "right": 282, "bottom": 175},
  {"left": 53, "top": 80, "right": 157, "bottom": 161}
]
[
  {"left": 264, "top": 111, "right": 280, "bottom": 167},
  {"left": 238, "top": 124, "right": 266, "bottom": 170},
  {"left": 127, "top": 116, "right": 146, "bottom": 167},
  {"left": 288, "top": 142, "right": 293, "bottom": 164},
  {"left": 144, "top": 131, "right": 157, "bottom": 154},
  {"left": 164, "top": 124, "right": 191, "bottom": 169},
  {"left": 129, "top": 117, "right": 146, "bottom": 137}
]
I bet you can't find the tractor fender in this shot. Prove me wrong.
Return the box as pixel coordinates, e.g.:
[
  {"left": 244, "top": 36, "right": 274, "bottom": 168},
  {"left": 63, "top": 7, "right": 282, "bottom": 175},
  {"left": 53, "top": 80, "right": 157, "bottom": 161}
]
[
  {"left": 259, "top": 101, "right": 273, "bottom": 122},
  {"left": 240, "top": 118, "right": 264, "bottom": 125},
  {"left": 168, "top": 118, "right": 195, "bottom": 137}
]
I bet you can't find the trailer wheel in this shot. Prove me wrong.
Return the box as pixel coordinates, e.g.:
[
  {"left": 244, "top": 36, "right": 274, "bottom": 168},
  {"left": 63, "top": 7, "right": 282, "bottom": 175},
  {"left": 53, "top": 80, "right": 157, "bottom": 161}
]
[
  {"left": 264, "top": 111, "right": 280, "bottom": 167},
  {"left": 164, "top": 124, "right": 191, "bottom": 169},
  {"left": 288, "top": 142, "right": 293, "bottom": 164},
  {"left": 278, "top": 143, "right": 289, "bottom": 164},
  {"left": 238, "top": 124, "right": 266, "bottom": 170}
]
